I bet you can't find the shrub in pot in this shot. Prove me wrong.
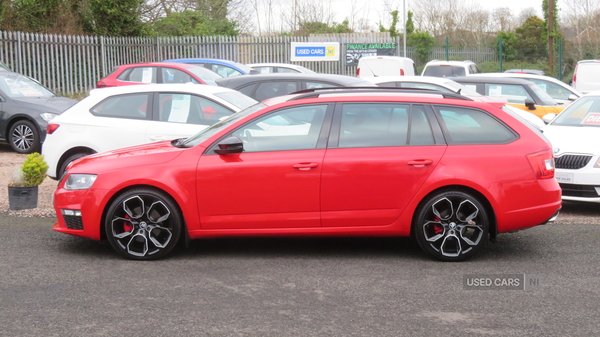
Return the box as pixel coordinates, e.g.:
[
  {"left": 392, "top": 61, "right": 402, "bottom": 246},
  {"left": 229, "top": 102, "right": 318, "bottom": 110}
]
[{"left": 8, "top": 152, "right": 49, "bottom": 210}]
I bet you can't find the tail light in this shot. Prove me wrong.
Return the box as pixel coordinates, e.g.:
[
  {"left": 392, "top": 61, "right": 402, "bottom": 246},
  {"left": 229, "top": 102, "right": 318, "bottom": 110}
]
[
  {"left": 573, "top": 65, "right": 578, "bottom": 84},
  {"left": 400, "top": 69, "right": 405, "bottom": 76},
  {"left": 356, "top": 68, "right": 360, "bottom": 76},
  {"left": 47, "top": 124, "right": 60, "bottom": 134},
  {"left": 527, "top": 149, "right": 555, "bottom": 179}
]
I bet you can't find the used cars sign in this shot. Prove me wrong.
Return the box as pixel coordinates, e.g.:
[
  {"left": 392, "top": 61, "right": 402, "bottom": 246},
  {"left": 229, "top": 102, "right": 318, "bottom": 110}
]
[{"left": 290, "top": 42, "right": 339, "bottom": 61}]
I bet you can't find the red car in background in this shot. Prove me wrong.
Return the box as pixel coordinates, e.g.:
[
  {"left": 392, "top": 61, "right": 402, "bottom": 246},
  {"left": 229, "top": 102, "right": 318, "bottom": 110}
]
[
  {"left": 96, "top": 62, "right": 222, "bottom": 88},
  {"left": 52, "top": 88, "right": 561, "bottom": 261}
]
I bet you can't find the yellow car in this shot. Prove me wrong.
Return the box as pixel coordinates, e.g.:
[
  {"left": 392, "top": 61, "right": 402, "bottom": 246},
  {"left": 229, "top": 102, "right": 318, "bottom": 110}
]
[{"left": 453, "top": 76, "right": 565, "bottom": 118}]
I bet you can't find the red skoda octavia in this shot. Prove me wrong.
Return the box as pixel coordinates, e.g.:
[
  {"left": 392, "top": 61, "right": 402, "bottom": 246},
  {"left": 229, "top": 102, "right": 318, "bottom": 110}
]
[{"left": 52, "top": 89, "right": 561, "bottom": 261}]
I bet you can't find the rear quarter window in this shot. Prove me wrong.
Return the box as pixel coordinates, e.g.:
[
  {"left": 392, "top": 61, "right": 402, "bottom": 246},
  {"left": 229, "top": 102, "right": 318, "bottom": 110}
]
[{"left": 434, "top": 106, "right": 517, "bottom": 144}]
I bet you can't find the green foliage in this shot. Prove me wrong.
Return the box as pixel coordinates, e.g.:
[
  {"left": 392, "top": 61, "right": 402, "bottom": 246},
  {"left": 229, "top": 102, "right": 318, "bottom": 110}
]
[
  {"left": 406, "top": 11, "right": 414, "bottom": 35},
  {"left": 149, "top": 10, "right": 238, "bottom": 36},
  {"left": 478, "top": 61, "right": 552, "bottom": 76},
  {"left": 82, "top": 0, "right": 146, "bottom": 36},
  {"left": 515, "top": 16, "right": 547, "bottom": 61},
  {"left": 379, "top": 10, "right": 399, "bottom": 38},
  {"left": 15, "top": 153, "right": 49, "bottom": 187},
  {"left": 496, "top": 31, "right": 519, "bottom": 62},
  {"left": 297, "top": 20, "right": 352, "bottom": 35},
  {"left": 408, "top": 31, "right": 435, "bottom": 64}
]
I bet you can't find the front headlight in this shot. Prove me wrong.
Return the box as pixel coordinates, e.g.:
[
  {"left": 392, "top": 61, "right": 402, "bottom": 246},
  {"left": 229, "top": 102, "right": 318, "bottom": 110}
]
[
  {"left": 64, "top": 174, "right": 97, "bottom": 190},
  {"left": 40, "top": 112, "right": 58, "bottom": 122}
]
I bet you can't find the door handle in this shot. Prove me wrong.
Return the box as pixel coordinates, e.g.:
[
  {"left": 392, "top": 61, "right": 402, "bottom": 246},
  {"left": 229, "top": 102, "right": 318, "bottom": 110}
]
[
  {"left": 293, "top": 162, "right": 319, "bottom": 170},
  {"left": 407, "top": 159, "right": 433, "bottom": 167}
]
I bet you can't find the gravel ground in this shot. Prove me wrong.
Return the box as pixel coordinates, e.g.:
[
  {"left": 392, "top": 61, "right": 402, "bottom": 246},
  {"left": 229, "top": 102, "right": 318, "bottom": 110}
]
[{"left": 0, "top": 144, "right": 56, "bottom": 217}]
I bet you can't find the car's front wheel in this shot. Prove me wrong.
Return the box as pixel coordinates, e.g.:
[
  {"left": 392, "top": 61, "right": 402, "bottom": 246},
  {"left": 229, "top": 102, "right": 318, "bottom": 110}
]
[
  {"left": 105, "top": 188, "right": 183, "bottom": 260},
  {"left": 9, "top": 120, "right": 40, "bottom": 154},
  {"left": 414, "top": 190, "right": 490, "bottom": 262}
]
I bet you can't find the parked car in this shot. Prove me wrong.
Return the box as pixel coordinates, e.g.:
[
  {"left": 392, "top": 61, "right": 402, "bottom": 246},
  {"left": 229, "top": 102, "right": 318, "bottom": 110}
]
[
  {"left": 356, "top": 56, "right": 416, "bottom": 78},
  {"left": 0, "top": 71, "right": 77, "bottom": 153},
  {"left": 42, "top": 83, "right": 257, "bottom": 179},
  {"left": 163, "top": 58, "right": 258, "bottom": 77},
  {"left": 468, "top": 73, "right": 582, "bottom": 105},
  {"left": 542, "top": 90, "right": 600, "bottom": 203},
  {"left": 216, "top": 73, "right": 377, "bottom": 101},
  {"left": 421, "top": 60, "right": 481, "bottom": 77},
  {"left": 0, "top": 61, "right": 11, "bottom": 71},
  {"left": 504, "top": 69, "right": 546, "bottom": 76},
  {"left": 571, "top": 60, "right": 600, "bottom": 94},
  {"left": 96, "top": 62, "right": 222, "bottom": 88},
  {"left": 247, "top": 63, "right": 315, "bottom": 74},
  {"left": 452, "top": 76, "right": 565, "bottom": 118},
  {"left": 52, "top": 88, "right": 561, "bottom": 261},
  {"left": 363, "top": 76, "right": 544, "bottom": 128}
]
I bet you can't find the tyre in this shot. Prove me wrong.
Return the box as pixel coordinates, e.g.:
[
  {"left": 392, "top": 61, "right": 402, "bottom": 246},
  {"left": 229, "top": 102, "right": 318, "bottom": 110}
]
[
  {"left": 414, "top": 191, "right": 489, "bottom": 262},
  {"left": 59, "top": 152, "right": 95, "bottom": 179},
  {"left": 105, "top": 188, "right": 182, "bottom": 260},
  {"left": 9, "top": 120, "right": 40, "bottom": 154}
]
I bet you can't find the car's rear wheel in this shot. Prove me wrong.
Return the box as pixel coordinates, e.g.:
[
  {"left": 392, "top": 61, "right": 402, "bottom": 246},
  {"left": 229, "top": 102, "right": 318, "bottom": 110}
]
[
  {"left": 105, "top": 188, "right": 182, "bottom": 260},
  {"left": 9, "top": 120, "right": 40, "bottom": 154},
  {"left": 59, "top": 152, "right": 95, "bottom": 179},
  {"left": 414, "top": 190, "right": 489, "bottom": 262}
]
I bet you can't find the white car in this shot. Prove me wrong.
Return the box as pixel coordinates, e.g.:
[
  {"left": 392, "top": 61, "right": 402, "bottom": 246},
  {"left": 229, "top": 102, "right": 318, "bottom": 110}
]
[
  {"left": 468, "top": 73, "right": 582, "bottom": 105},
  {"left": 363, "top": 76, "right": 545, "bottom": 129},
  {"left": 42, "top": 83, "right": 258, "bottom": 179},
  {"left": 542, "top": 90, "right": 600, "bottom": 203},
  {"left": 246, "top": 63, "right": 315, "bottom": 74},
  {"left": 421, "top": 60, "right": 481, "bottom": 77}
]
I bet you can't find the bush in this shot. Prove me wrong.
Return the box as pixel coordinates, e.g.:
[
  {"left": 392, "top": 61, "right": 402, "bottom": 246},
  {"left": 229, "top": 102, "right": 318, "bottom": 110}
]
[{"left": 10, "top": 153, "right": 49, "bottom": 187}]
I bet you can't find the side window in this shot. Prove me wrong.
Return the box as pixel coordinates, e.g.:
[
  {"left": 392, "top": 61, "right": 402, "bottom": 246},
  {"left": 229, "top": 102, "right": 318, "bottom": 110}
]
[
  {"left": 123, "top": 67, "right": 156, "bottom": 83},
  {"left": 306, "top": 81, "right": 337, "bottom": 89},
  {"left": 211, "top": 64, "right": 242, "bottom": 77},
  {"left": 91, "top": 93, "right": 151, "bottom": 119},
  {"left": 529, "top": 79, "right": 571, "bottom": 100},
  {"left": 254, "top": 81, "right": 298, "bottom": 101},
  {"left": 377, "top": 82, "right": 398, "bottom": 88},
  {"left": 435, "top": 106, "right": 516, "bottom": 144},
  {"left": 485, "top": 84, "right": 533, "bottom": 104},
  {"left": 162, "top": 68, "right": 192, "bottom": 84},
  {"left": 254, "top": 67, "right": 273, "bottom": 74},
  {"left": 232, "top": 104, "right": 328, "bottom": 152},
  {"left": 277, "top": 67, "right": 300, "bottom": 73},
  {"left": 238, "top": 83, "right": 258, "bottom": 97},
  {"left": 158, "top": 93, "right": 234, "bottom": 125},
  {"left": 339, "top": 103, "right": 410, "bottom": 148},
  {"left": 410, "top": 105, "right": 435, "bottom": 145}
]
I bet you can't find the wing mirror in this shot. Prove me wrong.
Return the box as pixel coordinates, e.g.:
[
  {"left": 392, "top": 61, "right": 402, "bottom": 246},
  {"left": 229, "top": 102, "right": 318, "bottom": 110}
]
[
  {"left": 542, "top": 113, "right": 557, "bottom": 124},
  {"left": 525, "top": 99, "right": 536, "bottom": 110},
  {"left": 568, "top": 94, "right": 578, "bottom": 101},
  {"left": 214, "top": 136, "right": 243, "bottom": 155}
]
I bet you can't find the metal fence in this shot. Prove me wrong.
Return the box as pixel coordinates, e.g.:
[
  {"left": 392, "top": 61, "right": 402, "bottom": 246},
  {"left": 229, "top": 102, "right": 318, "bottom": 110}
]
[{"left": 0, "top": 30, "right": 498, "bottom": 95}]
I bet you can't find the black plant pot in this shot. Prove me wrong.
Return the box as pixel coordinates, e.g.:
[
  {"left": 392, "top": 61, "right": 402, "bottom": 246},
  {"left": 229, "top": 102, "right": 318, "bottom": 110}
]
[{"left": 8, "top": 185, "right": 38, "bottom": 210}]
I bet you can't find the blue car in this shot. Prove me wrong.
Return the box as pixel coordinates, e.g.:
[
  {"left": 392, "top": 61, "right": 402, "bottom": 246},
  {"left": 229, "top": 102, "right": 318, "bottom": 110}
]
[{"left": 162, "top": 58, "right": 258, "bottom": 78}]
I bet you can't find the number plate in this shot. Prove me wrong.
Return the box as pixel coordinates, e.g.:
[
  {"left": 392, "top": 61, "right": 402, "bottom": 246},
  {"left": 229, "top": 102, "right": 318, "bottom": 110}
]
[{"left": 555, "top": 172, "right": 574, "bottom": 183}]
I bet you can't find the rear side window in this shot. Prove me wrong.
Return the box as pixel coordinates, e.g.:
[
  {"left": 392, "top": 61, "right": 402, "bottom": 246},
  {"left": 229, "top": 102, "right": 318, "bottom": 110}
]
[
  {"left": 434, "top": 106, "right": 516, "bottom": 144},
  {"left": 91, "top": 93, "right": 151, "bottom": 119},
  {"left": 254, "top": 81, "right": 298, "bottom": 101},
  {"left": 338, "top": 104, "right": 435, "bottom": 148},
  {"left": 119, "top": 67, "right": 157, "bottom": 83},
  {"left": 158, "top": 93, "right": 234, "bottom": 125},
  {"left": 423, "top": 66, "right": 466, "bottom": 77}
]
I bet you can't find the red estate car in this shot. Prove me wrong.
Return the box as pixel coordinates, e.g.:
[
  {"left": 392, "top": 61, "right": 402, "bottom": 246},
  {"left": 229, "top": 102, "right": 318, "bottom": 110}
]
[
  {"left": 52, "top": 89, "right": 561, "bottom": 261},
  {"left": 96, "top": 62, "right": 223, "bottom": 88}
]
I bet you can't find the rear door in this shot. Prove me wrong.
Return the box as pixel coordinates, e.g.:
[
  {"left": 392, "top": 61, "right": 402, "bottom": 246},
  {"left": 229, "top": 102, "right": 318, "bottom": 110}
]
[{"left": 320, "top": 103, "right": 446, "bottom": 227}]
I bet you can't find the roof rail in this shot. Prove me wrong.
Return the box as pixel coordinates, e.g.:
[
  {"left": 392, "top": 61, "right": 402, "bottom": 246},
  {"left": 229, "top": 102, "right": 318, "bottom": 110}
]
[{"left": 287, "top": 87, "right": 473, "bottom": 101}]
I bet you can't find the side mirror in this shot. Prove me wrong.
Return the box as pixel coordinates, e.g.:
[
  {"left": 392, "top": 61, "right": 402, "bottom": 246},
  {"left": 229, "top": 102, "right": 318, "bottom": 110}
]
[
  {"left": 525, "top": 99, "right": 536, "bottom": 110},
  {"left": 202, "top": 106, "right": 216, "bottom": 118},
  {"left": 568, "top": 94, "right": 578, "bottom": 101},
  {"left": 214, "top": 136, "right": 243, "bottom": 155},
  {"left": 542, "top": 113, "right": 557, "bottom": 124}
]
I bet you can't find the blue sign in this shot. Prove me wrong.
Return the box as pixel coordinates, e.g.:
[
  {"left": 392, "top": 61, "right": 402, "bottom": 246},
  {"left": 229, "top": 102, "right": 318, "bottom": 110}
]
[{"left": 294, "top": 47, "right": 326, "bottom": 57}]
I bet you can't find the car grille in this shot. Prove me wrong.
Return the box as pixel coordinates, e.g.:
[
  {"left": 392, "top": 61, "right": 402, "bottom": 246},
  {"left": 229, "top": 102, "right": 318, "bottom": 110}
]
[
  {"left": 555, "top": 155, "right": 592, "bottom": 169},
  {"left": 64, "top": 215, "right": 84, "bottom": 230},
  {"left": 559, "top": 183, "right": 600, "bottom": 198}
]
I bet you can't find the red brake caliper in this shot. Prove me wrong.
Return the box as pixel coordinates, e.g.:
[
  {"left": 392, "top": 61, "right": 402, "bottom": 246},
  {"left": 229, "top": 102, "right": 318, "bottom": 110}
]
[
  {"left": 433, "top": 216, "right": 443, "bottom": 234},
  {"left": 123, "top": 214, "right": 133, "bottom": 232}
]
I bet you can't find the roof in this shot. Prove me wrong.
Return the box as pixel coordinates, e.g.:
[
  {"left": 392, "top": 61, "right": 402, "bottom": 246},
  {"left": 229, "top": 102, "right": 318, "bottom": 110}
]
[
  {"left": 88, "top": 83, "right": 236, "bottom": 97},
  {"left": 451, "top": 76, "right": 535, "bottom": 85},
  {"left": 216, "top": 73, "right": 377, "bottom": 87}
]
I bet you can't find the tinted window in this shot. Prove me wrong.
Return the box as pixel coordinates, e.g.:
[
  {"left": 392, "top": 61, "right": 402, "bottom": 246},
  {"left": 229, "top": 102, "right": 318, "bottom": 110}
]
[
  {"left": 528, "top": 79, "right": 572, "bottom": 101},
  {"left": 253, "top": 66, "right": 274, "bottom": 74},
  {"left": 484, "top": 84, "right": 533, "bottom": 104},
  {"left": 232, "top": 104, "right": 328, "bottom": 152},
  {"left": 277, "top": 67, "right": 301, "bottom": 73},
  {"left": 162, "top": 68, "right": 193, "bottom": 84},
  {"left": 254, "top": 81, "right": 298, "bottom": 101},
  {"left": 158, "top": 93, "right": 234, "bottom": 125},
  {"left": 423, "top": 66, "right": 466, "bottom": 77},
  {"left": 122, "top": 67, "right": 157, "bottom": 83},
  {"left": 435, "top": 106, "right": 516, "bottom": 144},
  {"left": 209, "top": 64, "right": 242, "bottom": 77},
  {"left": 306, "top": 81, "right": 337, "bottom": 89},
  {"left": 339, "top": 103, "right": 430, "bottom": 148},
  {"left": 91, "top": 93, "right": 151, "bottom": 119}
]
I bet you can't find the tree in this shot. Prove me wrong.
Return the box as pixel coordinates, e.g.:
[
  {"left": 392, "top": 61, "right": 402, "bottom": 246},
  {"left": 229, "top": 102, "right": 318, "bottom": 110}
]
[
  {"left": 81, "top": 0, "right": 146, "bottom": 36},
  {"left": 378, "top": 10, "right": 399, "bottom": 38},
  {"left": 515, "top": 16, "right": 547, "bottom": 61},
  {"left": 408, "top": 31, "right": 435, "bottom": 64},
  {"left": 496, "top": 31, "right": 519, "bottom": 62},
  {"left": 149, "top": 10, "right": 238, "bottom": 36},
  {"left": 296, "top": 20, "right": 352, "bottom": 35}
]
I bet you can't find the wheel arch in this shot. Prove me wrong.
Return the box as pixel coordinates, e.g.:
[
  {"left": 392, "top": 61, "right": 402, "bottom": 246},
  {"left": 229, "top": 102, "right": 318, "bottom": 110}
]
[
  {"left": 99, "top": 184, "right": 189, "bottom": 245},
  {"left": 56, "top": 147, "right": 97, "bottom": 177},
  {"left": 5, "top": 115, "right": 43, "bottom": 140},
  {"left": 410, "top": 185, "right": 497, "bottom": 241}
]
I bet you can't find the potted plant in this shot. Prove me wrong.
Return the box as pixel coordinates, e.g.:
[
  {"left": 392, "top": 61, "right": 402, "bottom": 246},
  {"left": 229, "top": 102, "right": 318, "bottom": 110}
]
[{"left": 8, "top": 152, "right": 49, "bottom": 210}]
